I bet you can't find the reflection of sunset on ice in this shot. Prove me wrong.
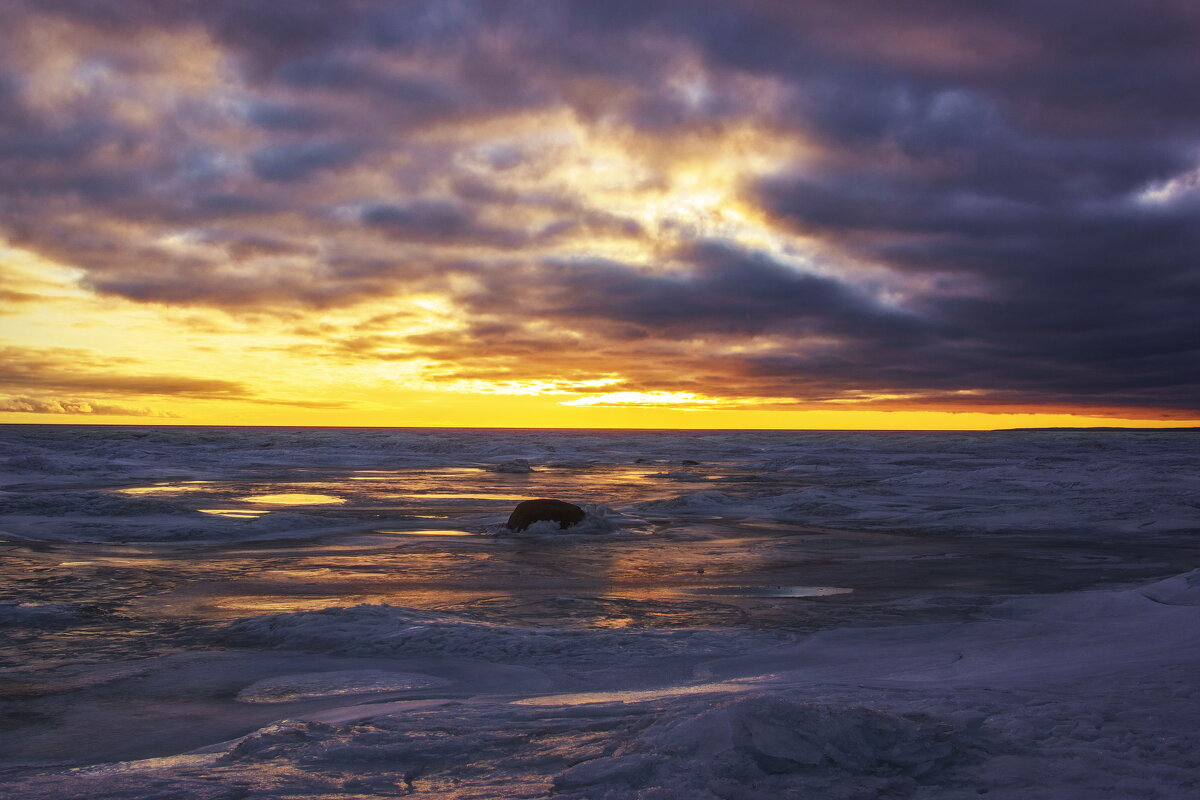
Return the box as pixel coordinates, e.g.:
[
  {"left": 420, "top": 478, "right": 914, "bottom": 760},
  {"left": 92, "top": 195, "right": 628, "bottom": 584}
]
[{"left": 3, "top": 426, "right": 1200, "bottom": 797}]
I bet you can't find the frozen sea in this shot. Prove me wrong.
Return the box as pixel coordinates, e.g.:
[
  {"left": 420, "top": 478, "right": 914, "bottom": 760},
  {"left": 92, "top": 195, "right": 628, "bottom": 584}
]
[{"left": 1, "top": 425, "right": 1198, "bottom": 799}]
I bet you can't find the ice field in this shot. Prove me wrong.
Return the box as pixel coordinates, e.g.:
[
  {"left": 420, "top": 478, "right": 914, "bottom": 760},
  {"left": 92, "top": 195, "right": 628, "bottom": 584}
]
[{"left": 1, "top": 426, "right": 1198, "bottom": 798}]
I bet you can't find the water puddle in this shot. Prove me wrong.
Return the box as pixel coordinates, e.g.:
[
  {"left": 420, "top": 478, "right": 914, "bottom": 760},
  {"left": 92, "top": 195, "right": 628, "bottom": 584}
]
[
  {"left": 376, "top": 529, "right": 480, "bottom": 537},
  {"left": 198, "top": 509, "right": 267, "bottom": 518},
  {"left": 514, "top": 678, "right": 763, "bottom": 706},
  {"left": 606, "top": 469, "right": 666, "bottom": 481},
  {"left": 241, "top": 493, "right": 345, "bottom": 505},
  {"left": 119, "top": 482, "right": 213, "bottom": 495},
  {"left": 387, "top": 493, "right": 529, "bottom": 501},
  {"left": 210, "top": 596, "right": 368, "bottom": 613}
]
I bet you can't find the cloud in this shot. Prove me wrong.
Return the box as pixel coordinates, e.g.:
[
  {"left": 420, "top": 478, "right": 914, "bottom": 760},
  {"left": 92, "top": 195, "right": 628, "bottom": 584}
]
[
  {"left": 249, "top": 141, "right": 364, "bottom": 183},
  {"left": 561, "top": 390, "right": 717, "bottom": 409},
  {"left": 0, "top": 288, "right": 42, "bottom": 306},
  {"left": 0, "top": 346, "right": 351, "bottom": 410},
  {"left": 359, "top": 200, "right": 528, "bottom": 247},
  {"left": 0, "top": 395, "right": 177, "bottom": 416},
  {"left": 0, "top": 1, "right": 1197, "bottom": 417},
  {"left": 449, "top": 241, "right": 933, "bottom": 343},
  {"left": 0, "top": 347, "right": 250, "bottom": 399}
]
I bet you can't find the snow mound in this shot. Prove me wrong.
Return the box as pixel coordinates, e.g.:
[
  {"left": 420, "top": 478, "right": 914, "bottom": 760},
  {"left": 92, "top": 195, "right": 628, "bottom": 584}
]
[
  {"left": 987, "top": 567, "right": 1200, "bottom": 623},
  {"left": 221, "top": 720, "right": 340, "bottom": 763},
  {"left": 1140, "top": 568, "right": 1200, "bottom": 606},
  {"left": 554, "top": 694, "right": 963, "bottom": 799}
]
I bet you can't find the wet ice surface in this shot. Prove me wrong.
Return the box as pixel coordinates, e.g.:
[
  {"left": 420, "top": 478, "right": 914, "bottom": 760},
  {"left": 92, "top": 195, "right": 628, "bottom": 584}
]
[
  {"left": 1, "top": 426, "right": 1199, "bottom": 798},
  {"left": 236, "top": 670, "right": 450, "bottom": 703}
]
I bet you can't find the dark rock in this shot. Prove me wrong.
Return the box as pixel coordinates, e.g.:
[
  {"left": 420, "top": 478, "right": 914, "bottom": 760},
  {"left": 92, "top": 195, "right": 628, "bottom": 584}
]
[
  {"left": 681, "top": 459, "right": 701, "bottom": 465},
  {"left": 506, "top": 499, "right": 585, "bottom": 532}
]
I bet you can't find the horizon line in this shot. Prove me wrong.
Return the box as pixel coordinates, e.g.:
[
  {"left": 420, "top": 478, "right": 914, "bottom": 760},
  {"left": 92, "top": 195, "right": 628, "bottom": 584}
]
[{"left": 2, "top": 421, "right": 1196, "bottom": 433}]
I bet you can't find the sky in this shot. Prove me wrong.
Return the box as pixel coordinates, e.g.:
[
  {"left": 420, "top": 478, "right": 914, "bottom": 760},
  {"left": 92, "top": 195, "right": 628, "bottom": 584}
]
[{"left": 1, "top": 0, "right": 1198, "bottom": 429}]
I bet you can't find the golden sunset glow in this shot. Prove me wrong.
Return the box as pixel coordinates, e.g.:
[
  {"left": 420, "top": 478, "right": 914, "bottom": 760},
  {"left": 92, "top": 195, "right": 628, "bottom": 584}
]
[{"left": 2, "top": 232, "right": 1194, "bottom": 429}]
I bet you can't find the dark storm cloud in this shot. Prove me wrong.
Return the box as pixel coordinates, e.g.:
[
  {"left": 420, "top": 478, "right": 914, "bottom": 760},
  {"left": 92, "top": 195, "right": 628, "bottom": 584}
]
[
  {"left": 277, "top": 57, "right": 460, "bottom": 108},
  {"left": 249, "top": 140, "right": 364, "bottom": 183},
  {"left": 2, "top": 0, "right": 1198, "bottom": 415},
  {"left": 752, "top": 79, "right": 1200, "bottom": 412},
  {"left": 457, "top": 241, "right": 933, "bottom": 341},
  {"left": 360, "top": 201, "right": 526, "bottom": 247},
  {"left": 188, "top": 194, "right": 280, "bottom": 219},
  {"left": 81, "top": 262, "right": 398, "bottom": 310},
  {"left": 242, "top": 102, "right": 330, "bottom": 133}
]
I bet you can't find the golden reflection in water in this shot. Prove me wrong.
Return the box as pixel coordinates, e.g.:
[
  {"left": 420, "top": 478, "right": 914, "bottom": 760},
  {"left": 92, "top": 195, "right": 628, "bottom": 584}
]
[
  {"left": 53, "top": 555, "right": 173, "bottom": 568},
  {"left": 242, "top": 493, "right": 345, "bottom": 505},
  {"left": 344, "top": 471, "right": 395, "bottom": 480},
  {"left": 204, "top": 587, "right": 490, "bottom": 615},
  {"left": 513, "top": 679, "right": 763, "bottom": 706},
  {"left": 386, "top": 493, "right": 530, "bottom": 501},
  {"left": 588, "top": 617, "right": 640, "bottom": 630},
  {"left": 376, "top": 529, "right": 480, "bottom": 536},
  {"left": 197, "top": 508, "right": 266, "bottom": 518},
  {"left": 607, "top": 469, "right": 669, "bottom": 481},
  {"left": 119, "top": 481, "right": 212, "bottom": 495},
  {"left": 107, "top": 514, "right": 842, "bottom": 630},
  {"left": 210, "top": 596, "right": 362, "bottom": 613}
]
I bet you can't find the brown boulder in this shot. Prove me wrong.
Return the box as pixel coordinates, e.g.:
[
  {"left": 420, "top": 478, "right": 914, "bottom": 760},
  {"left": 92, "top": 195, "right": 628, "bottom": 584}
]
[{"left": 506, "top": 499, "right": 585, "bottom": 532}]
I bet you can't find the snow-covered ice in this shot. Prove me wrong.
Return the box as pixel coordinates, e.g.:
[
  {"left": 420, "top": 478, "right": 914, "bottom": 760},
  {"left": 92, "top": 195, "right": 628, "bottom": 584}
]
[{"left": 1, "top": 425, "right": 1198, "bottom": 798}]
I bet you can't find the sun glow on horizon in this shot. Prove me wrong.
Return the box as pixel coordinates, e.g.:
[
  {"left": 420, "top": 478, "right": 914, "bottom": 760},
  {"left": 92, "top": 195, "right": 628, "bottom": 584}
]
[
  {"left": 3, "top": 233, "right": 1198, "bottom": 431},
  {"left": 561, "top": 390, "right": 719, "bottom": 408}
]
